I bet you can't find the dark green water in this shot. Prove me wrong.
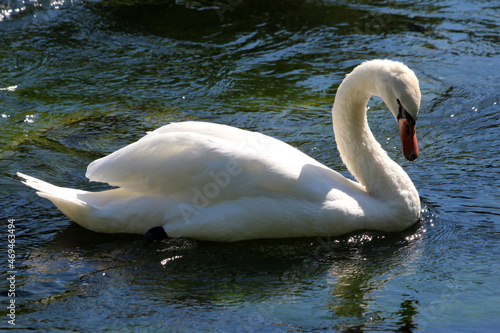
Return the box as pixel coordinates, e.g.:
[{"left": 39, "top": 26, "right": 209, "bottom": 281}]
[{"left": 1, "top": 0, "right": 499, "bottom": 331}]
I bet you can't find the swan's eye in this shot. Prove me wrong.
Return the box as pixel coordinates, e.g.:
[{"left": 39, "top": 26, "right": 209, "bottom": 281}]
[{"left": 396, "top": 99, "right": 416, "bottom": 126}]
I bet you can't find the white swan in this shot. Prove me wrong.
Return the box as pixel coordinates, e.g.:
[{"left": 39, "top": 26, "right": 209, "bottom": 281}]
[{"left": 18, "top": 59, "right": 421, "bottom": 242}]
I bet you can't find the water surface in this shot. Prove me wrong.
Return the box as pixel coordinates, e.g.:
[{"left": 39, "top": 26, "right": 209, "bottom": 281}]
[{"left": 1, "top": 0, "right": 499, "bottom": 331}]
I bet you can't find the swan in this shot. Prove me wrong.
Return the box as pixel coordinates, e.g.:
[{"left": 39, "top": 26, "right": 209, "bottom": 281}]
[{"left": 18, "top": 59, "right": 421, "bottom": 242}]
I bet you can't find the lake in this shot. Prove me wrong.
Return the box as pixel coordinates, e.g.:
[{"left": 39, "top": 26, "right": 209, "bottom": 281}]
[{"left": 1, "top": 0, "right": 499, "bottom": 331}]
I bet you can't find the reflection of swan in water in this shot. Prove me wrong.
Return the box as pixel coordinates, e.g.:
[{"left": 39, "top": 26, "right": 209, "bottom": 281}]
[
  {"left": 17, "top": 220, "right": 425, "bottom": 330},
  {"left": 272, "top": 231, "right": 425, "bottom": 330},
  {"left": 18, "top": 59, "right": 421, "bottom": 242}
]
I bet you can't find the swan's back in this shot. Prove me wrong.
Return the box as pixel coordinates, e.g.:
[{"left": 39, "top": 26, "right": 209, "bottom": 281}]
[{"left": 86, "top": 122, "right": 355, "bottom": 202}]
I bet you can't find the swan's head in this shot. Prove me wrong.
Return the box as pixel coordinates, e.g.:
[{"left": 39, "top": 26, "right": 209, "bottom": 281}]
[{"left": 375, "top": 60, "right": 421, "bottom": 161}]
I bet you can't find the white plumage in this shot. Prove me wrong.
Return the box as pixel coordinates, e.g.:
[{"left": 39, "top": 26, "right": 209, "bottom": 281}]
[{"left": 18, "top": 59, "right": 421, "bottom": 242}]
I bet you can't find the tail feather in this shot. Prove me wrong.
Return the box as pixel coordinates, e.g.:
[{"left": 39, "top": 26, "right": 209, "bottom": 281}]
[
  {"left": 17, "top": 172, "right": 156, "bottom": 234},
  {"left": 17, "top": 172, "right": 93, "bottom": 230},
  {"left": 17, "top": 172, "right": 86, "bottom": 205}
]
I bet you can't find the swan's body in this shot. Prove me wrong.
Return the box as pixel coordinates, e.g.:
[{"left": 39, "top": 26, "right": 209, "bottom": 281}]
[{"left": 18, "top": 59, "right": 421, "bottom": 242}]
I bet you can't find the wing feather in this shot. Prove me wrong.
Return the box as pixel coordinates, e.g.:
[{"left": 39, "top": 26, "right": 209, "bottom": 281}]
[{"left": 85, "top": 122, "right": 323, "bottom": 202}]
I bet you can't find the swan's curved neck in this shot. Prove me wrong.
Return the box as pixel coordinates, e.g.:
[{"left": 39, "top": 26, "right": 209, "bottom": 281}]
[{"left": 331, "top": 69, "right": 415, "bottom": 202}]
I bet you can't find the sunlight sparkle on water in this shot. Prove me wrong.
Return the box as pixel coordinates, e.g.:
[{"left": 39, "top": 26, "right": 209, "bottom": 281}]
[
  {"left": 0, "top": 85, "right": 17, "bottom": 91},
  {"left": 24, "top": 115, "right": 36, "bottom": 123},
  {"left": 161, "top": 255, "right": 183, "bottom": 266}
]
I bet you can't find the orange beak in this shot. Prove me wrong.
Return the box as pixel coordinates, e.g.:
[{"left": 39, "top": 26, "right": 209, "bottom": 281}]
[{"left": 398, "top": 118, "right": 419, "bottom": 161}]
